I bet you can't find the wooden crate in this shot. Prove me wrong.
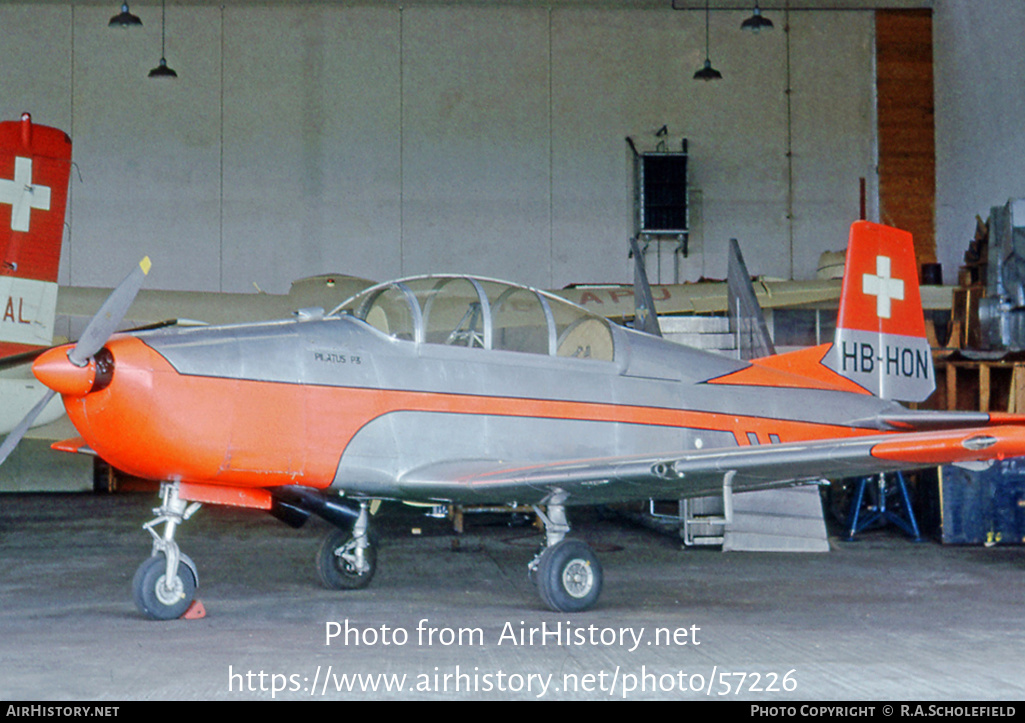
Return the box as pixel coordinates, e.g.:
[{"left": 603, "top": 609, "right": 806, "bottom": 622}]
[{"left": 927, "top": 355, "right": 1025, "bottom": 412}]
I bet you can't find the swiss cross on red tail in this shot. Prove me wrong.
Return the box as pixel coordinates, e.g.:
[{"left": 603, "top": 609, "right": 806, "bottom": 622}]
[
  {"left": 823, "top": 221, "right": 935, "bottom": 402},
  {"left": 0, "top": 113, "right": 71, "bottom": 357}
]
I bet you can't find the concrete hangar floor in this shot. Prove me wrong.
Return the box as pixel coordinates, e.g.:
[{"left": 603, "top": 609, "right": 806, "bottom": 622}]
[{"left": 1, "top": 490, "right": 1023, "bottom": 701}]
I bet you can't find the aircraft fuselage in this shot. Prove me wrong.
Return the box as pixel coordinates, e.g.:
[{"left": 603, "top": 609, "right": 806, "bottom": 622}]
[{"left": 51, "top": 310, "right": 894, "bottom": 507}]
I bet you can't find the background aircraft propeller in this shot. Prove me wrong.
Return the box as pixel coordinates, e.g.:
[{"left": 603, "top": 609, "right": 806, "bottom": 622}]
[{"left": 0, "top": 257, "right": 151, "bottom": 467}]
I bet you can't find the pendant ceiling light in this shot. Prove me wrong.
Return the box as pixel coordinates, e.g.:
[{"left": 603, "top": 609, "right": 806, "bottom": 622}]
[
  {"left": 148, "top": 0, "right": 177, "bottom": 78},
  {"left": 693, "top": 0, "right": 722, "bottom": 81},
  {"left": 108, "top": 3, "right": 142, "bottom": 28},
  {"left": 741, "top": 3, "right": 775, "bottom": 33}
]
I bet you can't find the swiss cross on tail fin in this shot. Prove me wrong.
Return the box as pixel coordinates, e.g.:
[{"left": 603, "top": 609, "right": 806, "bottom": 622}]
[
  {"left": 822, "top": 221, "right": 935, "bottom": 402},
  {"left": 0, "top": 113, "right": 71, "bottom": 357}
]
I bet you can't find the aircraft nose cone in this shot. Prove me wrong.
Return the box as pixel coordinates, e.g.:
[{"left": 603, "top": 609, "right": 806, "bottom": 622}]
[{"left": 33, "top": 346, "right": 99, "bottom": 397}]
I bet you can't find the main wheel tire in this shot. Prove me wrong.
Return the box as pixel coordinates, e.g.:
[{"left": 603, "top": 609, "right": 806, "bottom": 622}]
[
  {"left": 132, "top": 553, "right": 197, "bottom": 621},
  {"left": 535, "top": 539, "right": 602, "bottom": 612},
  {"left": 316, "top": 529, "right": 377, "bottom": 590}
]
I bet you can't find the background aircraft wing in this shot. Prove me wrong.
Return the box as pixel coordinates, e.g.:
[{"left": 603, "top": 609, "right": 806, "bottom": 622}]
[{"left": 396, "top": 424, "right": 1025, "bottom": 505}]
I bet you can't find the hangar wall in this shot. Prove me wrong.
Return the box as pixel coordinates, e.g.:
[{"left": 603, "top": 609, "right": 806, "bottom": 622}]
[{"left": 0, "top": 1, "right": 905, "bottom": 295}]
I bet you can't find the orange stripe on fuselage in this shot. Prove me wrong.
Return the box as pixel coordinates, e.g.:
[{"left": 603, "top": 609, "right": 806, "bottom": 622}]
[{"left": 61, "top": 336, "right": 877, "bottom": 491}]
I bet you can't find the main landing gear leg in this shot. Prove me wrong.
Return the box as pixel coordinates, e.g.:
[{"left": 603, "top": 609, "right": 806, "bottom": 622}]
[
  {"left": 316, "top": 500, "right": 378, "bottom": 590},
  {"left": 529, "top": 503, "right": 602, "bottom": 613},
  {"left": 132, "top": 482, "right": 201, "bottom": 620}
]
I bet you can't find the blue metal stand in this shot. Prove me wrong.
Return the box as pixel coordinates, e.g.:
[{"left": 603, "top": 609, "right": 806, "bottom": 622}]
[{"left": 846, "top": 472, "right": 922, "bottom": 541}]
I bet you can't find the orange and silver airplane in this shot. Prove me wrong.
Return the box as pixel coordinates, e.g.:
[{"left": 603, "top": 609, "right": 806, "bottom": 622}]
[{"left": 4, "top": 218, "right": 1025, "bottom": 620}]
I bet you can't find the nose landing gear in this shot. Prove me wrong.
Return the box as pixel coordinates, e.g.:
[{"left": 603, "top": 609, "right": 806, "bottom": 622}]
[{"left": 132, "top": 482, "right": 201, "bottom": 620}]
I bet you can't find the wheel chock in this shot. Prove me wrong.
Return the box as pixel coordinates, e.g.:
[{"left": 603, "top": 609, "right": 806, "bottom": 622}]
[{"left": 182, "top": 599, "right": 206, "bottom": 620}]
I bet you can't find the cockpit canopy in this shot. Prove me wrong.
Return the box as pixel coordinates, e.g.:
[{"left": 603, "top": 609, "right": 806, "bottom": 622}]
[{"left": 332, "top": 276, "right": 615, "bottom": 362}]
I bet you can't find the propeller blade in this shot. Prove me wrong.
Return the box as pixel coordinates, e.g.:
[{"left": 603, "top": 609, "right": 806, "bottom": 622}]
[
  {"left": 68, "top": 257, "right": 151, "bottom": 367},
  {"left": 0, "top": 389, "right": 57, "bottom": 467}
]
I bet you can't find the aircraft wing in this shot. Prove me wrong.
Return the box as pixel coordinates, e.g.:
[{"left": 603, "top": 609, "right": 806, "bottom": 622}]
[
  {"left": 396, "top": 425, "right": 1025, "bottom": 505},
  {"left": 556, "top": 278, "right": 841, "bottom": 318}
]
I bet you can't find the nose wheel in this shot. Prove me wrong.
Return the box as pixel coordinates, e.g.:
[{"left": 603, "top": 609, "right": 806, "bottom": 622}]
[
  {"left": 132, "top": 552, "right": 198, "bottom": 620},
  {"left": 133, "top": 482, "right": 201, "bottom": 620}
]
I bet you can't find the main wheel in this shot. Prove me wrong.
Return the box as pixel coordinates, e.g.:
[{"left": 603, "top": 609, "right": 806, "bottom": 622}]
[
  {"left": 316, "top": 529, "right": 377, "bottom": 590},
  {"left": 132, "top": 553, "right": 197, "bottom": 620},
  {"left": 535, "top": 539, "right": 602, "bottom": 612}
]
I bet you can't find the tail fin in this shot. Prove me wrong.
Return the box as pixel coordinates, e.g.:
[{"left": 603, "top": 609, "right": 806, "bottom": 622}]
[
  {"left": 727, "top": 237, "right": 775, "bottom": 360},
  {"left": 0, "top": 113, "right": 71, "bottom": 359},
  {"left": 628, "top": 236, "right": 662, "bottom": 337},
  {"left": 822, "top": 221, "right": 935, "bottom": 402}
]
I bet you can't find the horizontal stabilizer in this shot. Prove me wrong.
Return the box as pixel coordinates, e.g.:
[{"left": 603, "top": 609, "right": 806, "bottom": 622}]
[{"left": 854, "top": 410, "right": 997, "bottom": 431}]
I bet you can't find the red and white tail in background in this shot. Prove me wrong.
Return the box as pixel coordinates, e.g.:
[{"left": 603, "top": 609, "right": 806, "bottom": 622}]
[
  {"left": 0, "top": 113, "right": 71, "bottom": 359},
  {"left": 823, "top": 220, "right": 935, "bottom": 402}
]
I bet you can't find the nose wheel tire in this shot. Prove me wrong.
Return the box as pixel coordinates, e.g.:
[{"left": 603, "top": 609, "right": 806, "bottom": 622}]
[
  {"left": 534, "top": 539, "right": 602, "bottom": 612},
  {"left": 132, "top": 552, "right": 198, "bottom": 620},
  {"left": 316, "top": 528, "right": 378, "bottom": 590}
]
